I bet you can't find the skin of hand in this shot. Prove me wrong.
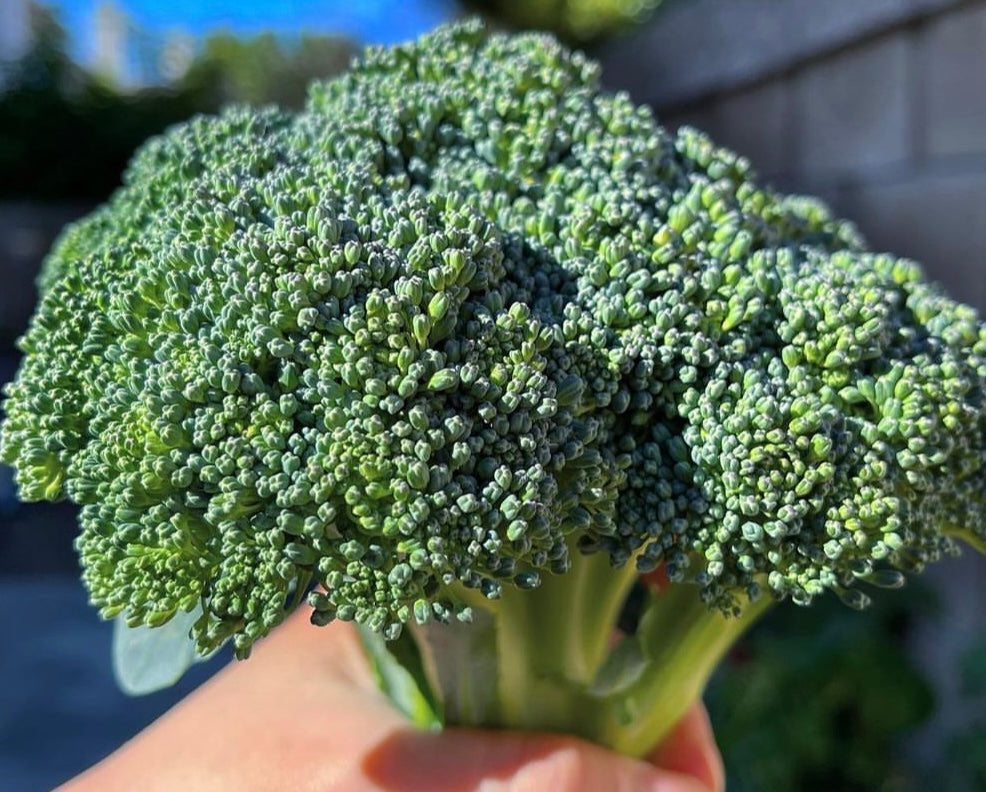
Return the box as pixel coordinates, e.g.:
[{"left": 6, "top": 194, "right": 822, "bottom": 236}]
[{"left": 60, "top": 607, "right": 725, "bottom": 792}]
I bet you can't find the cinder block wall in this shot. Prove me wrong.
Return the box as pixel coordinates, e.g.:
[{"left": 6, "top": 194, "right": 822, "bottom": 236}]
[
  {"left": 601, "top": 0, "right": 986, "bottom": 762},
  {"left": 602, "top": 0, "right": 986, "bottom": 308}
]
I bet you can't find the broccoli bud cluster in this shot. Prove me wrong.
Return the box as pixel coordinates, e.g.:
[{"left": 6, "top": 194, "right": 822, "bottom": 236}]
[{"left": 3, "top": 22, "right": 985, "bottom": 657}]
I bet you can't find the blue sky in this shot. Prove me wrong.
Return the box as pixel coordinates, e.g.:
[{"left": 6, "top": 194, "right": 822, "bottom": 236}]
[{"left": 46, "top": 0, "right": 459, "bottom": 60}]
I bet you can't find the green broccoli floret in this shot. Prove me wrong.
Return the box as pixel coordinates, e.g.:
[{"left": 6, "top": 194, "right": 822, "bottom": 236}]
[{"left": 3, "top": 21, "right": 985, "bottom": 756}]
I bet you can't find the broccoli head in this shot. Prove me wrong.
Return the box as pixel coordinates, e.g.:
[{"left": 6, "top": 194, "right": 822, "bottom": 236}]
[{"left": 3, "top": 21, "right": 985, "bottom": 755}]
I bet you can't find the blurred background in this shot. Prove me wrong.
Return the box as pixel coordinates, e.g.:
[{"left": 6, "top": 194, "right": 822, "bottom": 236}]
[{"left": 0, "top": 0, "right": 984, "bottom": 789}]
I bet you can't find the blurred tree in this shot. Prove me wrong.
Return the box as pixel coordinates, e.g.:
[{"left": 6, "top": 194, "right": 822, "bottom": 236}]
[
  {"left": 463, "top": 0, "right": 664, "bottom": 44},
  {"left": 0, "top": 7, "right": 354, "bottom": 202},
  {"left": 178, "top": 31, "right": 355, "bottom": 110},
  {"left": 0, "top": 4, "right": 202, "bottom": 200},
  {"left": 706, "top": 589, "right": 937, "bottom": 792}
]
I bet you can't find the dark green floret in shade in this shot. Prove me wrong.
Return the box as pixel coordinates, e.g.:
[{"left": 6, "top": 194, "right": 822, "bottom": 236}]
[{"left": 3, "top": 21, "right": 985, "bottom": 756}]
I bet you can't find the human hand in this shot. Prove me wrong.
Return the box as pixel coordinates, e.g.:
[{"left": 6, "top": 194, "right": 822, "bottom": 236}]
[{"left": 62, "top": 607, "right": 724, "bottom": 792}]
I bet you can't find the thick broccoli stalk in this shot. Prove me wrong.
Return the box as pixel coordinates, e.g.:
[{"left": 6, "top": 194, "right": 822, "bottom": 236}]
[{"left": 3, "top": 21, "right": 986, "bottom": 757}]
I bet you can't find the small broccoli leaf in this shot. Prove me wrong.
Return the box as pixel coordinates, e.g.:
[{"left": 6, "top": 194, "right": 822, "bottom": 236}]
[
  {"left": 112, "top": 607, "right": 205, "bottom": 695},
  {"left": 590, "top": 635, "right": 647, "bottom": 696},
  {"left": 358, "top": 626, "right": 444, "bottom": 730}
]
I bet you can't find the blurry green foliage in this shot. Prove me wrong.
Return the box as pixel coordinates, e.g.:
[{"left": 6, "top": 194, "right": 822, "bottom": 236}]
[
  {"left": 464, "top": 0, "right": 664, "bottom": 44},
  {"left": 180, "top": 31, "right": 355, "bottom": 111},
  {"left": 943, "top": 722, "right": 986, "bottom": 792},
  {"left": 0, "top": 6, "right": 354, "bottom": 202},
  {"left": 706, "top": 589, "right": 937, "bottom": 792},
  {"left": 0, "top": 6, "right": 197, "bottom": 201}
]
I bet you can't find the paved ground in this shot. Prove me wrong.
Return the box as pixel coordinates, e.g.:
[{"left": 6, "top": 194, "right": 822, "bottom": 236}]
[
  {"left": 0, "top": 351, "right": 229, "bottom": 790},
  {"left": 0, "top": 580, "right": 227, "bottom": 791}
]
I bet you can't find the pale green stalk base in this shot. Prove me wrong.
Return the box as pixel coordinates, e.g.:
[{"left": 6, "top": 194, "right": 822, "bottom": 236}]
[{"left": 412, "top": 551, "right": 772, "bottom": 758}]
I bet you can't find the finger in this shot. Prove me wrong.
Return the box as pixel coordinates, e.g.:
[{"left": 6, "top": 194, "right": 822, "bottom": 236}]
[
  {"left": 646, "top": 703, "right": 725, "bottom": 792},
  {"left": 360, "top": 727, "right": 710, "bottom": 792},
  {"left": 249, "top": 606, "right": 378, "bottom": 690}
]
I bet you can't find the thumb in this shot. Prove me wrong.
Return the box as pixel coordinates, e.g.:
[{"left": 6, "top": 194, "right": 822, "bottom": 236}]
[
  {"left": 647, "top": 703, "right": 725, "bottom": 792},
  {"left": 361, "top": 727, "right": 711, "bottom": 792}
]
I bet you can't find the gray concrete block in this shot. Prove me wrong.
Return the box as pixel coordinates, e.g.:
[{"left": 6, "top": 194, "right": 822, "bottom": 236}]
[
  {"left": 657, "top": 105, "right": 722, "bottom": 136},
  {"left": 600, "top": 0, "right": 783, "bottom": 106},
  {"left": 780, "top": 0, "right": 910, "bottom": 54},
  {"left": 922, "top": 2, "right": 986, "bottom": 159},
  {"left": 907, "top": 0, "right": 972, "bottom": 13},
  {"left": 845, "top": 170, "right": 986, "bottom": 309},
  {"left": 705, "top": 78, "right": 793, "bottom": 179},
  {"left": 794, "top": 35, "right": 912, "bottom": 177},
  {"left": 600, "top": 0, "right": 936, "bottom": 108}
]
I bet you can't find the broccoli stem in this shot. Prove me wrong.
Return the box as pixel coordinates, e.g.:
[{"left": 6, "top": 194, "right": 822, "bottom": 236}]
[
  {"left": 489, "top": 549, "right": 640, "bottom": 729},
  {"left": 421, "top": 552, "right": 771, "bottom": 757},
  {"left": 589, "top": 581, "right": 772, "bottom": 756}
]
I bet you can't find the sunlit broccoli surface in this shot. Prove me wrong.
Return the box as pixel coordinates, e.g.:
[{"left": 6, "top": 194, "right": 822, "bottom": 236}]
[{"left": 4, "top": 23, "right": 985, "bottom": 670}]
